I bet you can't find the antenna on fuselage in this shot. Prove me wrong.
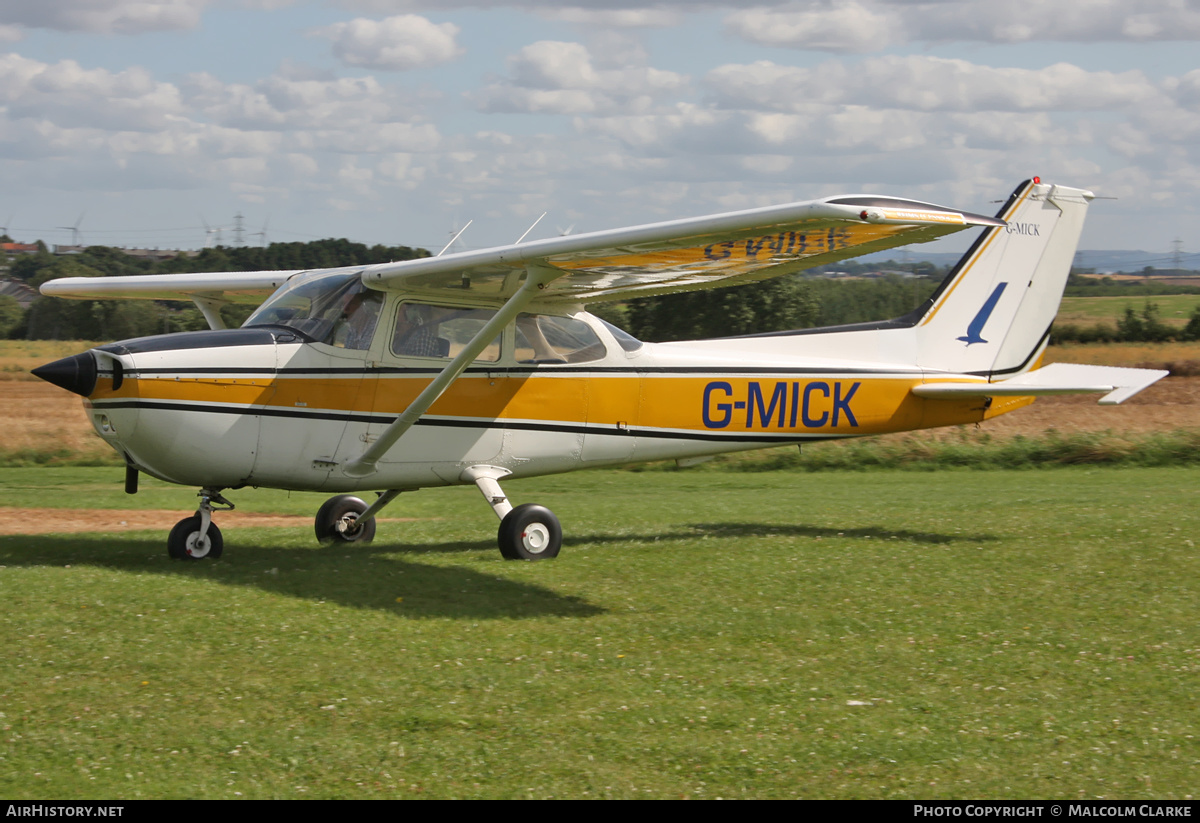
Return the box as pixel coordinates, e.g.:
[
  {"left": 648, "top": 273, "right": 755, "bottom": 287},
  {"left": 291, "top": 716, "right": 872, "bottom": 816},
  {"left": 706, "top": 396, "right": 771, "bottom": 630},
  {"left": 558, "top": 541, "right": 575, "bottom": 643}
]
[
  {"left": 437, "top": 220, "right": 473, "bottom": 257},
  {"left": 515, "top": 212, "right": 547, "bottom": 245}
]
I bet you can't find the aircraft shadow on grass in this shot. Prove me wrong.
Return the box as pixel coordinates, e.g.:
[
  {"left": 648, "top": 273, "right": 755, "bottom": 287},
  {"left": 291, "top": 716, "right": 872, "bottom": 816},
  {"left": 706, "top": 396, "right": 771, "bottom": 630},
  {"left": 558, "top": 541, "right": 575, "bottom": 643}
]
[
  {"left": 1, "top": 521, "right": 994, "bottom": 618},
  {"left": 674, "top": 523, "right": 1000, "bottom": 545},
  {"left": 0, "top": 533, "right": 602, "bottom": 620}
]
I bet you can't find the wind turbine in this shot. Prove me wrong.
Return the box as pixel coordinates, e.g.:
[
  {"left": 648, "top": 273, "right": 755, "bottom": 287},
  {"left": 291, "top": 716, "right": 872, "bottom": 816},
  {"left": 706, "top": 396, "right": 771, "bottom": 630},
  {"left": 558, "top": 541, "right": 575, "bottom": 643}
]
[
  {"left": 200, "top": 216, "right": 224, "bottom": 249},
  {"left": 58, "top": 212, "right": 85, "bottom": 247}
]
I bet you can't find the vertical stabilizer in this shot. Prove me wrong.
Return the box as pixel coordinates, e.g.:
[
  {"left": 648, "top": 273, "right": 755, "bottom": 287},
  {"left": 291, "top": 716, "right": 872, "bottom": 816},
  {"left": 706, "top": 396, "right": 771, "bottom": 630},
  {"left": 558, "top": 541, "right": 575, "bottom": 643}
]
[{"left": 915, "top": 179, "right": 1093, "bottom": 377}]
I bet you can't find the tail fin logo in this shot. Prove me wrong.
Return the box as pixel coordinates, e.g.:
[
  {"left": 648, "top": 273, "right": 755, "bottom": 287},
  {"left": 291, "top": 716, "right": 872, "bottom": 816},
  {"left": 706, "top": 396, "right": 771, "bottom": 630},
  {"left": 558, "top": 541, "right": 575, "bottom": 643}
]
[{"left": 957, "top": 282, "right": 1008, "bottom": 346}]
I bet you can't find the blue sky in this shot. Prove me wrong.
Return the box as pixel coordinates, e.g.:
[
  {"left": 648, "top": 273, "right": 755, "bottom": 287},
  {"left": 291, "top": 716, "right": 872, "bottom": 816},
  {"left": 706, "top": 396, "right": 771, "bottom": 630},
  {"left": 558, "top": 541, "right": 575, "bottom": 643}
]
[{"left": 2, "top": 1, "right": 1199, "bottom": 258}]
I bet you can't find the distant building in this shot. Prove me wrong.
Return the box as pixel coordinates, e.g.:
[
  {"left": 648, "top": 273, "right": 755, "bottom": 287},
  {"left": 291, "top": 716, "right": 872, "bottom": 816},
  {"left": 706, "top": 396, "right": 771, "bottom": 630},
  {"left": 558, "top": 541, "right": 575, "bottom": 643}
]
[
  {"left": 119, "top": 247, "right": 199, "bottom": 261},
  {"left": 0, "top": 278, "right": 38, "bottom": 308},
  {"left": 2, "top": 242, "right": 40, "bottom": 255},
  {"left": 51, "top": 244, "right": 197, "bottom": 260}
]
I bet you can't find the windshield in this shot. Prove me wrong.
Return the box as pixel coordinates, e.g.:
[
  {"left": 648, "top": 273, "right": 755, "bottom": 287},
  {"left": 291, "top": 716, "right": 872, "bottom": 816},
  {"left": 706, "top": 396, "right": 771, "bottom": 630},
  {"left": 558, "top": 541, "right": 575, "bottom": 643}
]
[
  {"left": 599, "top": 318, "right": 643, "bottom": 352},
  {"left": 243, "top": 271, "right": 383, "bottom": 349}
]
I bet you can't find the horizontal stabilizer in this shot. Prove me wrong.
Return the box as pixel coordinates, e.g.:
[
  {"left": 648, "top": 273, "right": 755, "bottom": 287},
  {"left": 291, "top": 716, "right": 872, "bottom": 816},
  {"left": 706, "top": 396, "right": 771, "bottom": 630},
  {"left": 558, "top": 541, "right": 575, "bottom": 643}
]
[{"left": 913, "top": 363, "right": 1169, "bottom": 405}]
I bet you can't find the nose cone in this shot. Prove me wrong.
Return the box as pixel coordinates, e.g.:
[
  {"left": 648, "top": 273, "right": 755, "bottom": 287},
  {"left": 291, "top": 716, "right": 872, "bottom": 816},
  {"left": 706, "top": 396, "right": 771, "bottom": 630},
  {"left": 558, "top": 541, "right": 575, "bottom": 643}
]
[{"left": 32, "top": 352, "right": 98, "bottom": 397}]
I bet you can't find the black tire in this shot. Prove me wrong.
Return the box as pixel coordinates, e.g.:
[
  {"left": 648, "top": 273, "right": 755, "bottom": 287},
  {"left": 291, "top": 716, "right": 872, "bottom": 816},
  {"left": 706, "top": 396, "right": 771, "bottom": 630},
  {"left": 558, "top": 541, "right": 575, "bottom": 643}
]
[
  {"left": 314, "top": 495, "right": 377, "bottom": 544},
  {"left": 167, "top": 514, "right": 224, "bottom": 560},
  {"left": 497, "top": 503, "right": 562, "bottom": 560}
]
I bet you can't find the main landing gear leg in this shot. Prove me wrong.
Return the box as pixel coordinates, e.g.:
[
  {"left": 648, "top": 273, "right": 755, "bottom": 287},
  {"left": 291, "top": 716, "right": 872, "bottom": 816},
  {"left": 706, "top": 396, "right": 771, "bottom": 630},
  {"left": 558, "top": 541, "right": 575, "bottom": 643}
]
[
  {"left": 462, "top": 466, "right": 562, "bottom": 561},
  {"left": 168, "top": 488, "right": 233, "bottom": 561}
]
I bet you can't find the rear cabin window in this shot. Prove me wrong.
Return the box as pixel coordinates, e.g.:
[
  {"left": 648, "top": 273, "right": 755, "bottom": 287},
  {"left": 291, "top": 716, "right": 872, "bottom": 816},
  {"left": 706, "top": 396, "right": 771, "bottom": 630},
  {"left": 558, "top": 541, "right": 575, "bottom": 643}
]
[
  {"left": 391, "top": 303, "right": 500, "bottom": 361},
  {"left": 515, "top": 314, "right": 606, "bottom": 364}
]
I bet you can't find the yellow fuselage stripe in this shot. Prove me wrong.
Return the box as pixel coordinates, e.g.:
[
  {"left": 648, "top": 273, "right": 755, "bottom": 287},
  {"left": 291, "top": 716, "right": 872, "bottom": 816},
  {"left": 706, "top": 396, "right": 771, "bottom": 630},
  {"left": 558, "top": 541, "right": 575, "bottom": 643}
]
[{"left": 92, "top": 372, "right": 998, "bottom": 437}]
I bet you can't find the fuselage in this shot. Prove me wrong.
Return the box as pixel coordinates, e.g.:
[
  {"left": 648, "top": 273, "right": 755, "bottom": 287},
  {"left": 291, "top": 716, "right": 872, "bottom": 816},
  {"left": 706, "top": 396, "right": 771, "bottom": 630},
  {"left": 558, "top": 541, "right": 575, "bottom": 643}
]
[{"left": 62, "top": 304, "right": 1012, "bottom": 493}]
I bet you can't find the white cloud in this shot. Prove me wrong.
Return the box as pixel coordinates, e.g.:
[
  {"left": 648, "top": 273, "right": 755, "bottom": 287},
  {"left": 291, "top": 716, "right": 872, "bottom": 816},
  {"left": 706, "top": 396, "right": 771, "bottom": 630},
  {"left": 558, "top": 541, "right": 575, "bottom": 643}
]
[
  {"left": 706, "top": 57, "right": 1159, "bottom": 114},
  {"left": 472, "top": 40, "right": 686, "bottom": 115},
  {"left": 0, "top": 54, "right": 185, "bottom": 131},
  {"left": 0, "top": 50, "right": 445, "bottom": 213},
  {"left": 180, "top": 70, "right": 433, "bottom": 140},
  {"left": 726, "top": 2, "right": 894, "bottom": 53},
  {"left": 0, "top": 0, "right": 209, "bottom": 35},
  {"left": 320, "top": 14, "right": 463, "bottom": 71},
  {"left": 535, "top": 8, "right": 683, "bottom": 27},
  {"left": 726, "top": 0, "right": 1200, "bottom": 51}
]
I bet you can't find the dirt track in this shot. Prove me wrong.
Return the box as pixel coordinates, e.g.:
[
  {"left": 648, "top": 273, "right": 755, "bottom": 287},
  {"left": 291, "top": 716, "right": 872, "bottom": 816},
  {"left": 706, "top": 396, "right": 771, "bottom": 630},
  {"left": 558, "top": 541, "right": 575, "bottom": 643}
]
[{"left": 0, "top": 507, "right": 417, "bottom": 536}]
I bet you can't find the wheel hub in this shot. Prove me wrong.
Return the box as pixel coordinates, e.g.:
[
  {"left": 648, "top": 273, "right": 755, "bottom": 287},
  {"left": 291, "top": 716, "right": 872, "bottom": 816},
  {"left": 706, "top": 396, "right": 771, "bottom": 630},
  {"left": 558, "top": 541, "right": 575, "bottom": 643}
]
[
  {"left": 186, "top": 532, "right": 212, "bottom": 558},
  {"left": 522, "top": 523, "right": 550, "bottom": 553},
  {"left": 337, "top": 513, "right": 361, "bottom": 536}
]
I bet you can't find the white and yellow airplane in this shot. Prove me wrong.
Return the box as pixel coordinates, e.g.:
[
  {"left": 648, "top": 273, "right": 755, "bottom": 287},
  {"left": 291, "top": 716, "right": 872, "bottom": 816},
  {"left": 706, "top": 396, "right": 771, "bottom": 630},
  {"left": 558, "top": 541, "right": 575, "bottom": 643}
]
[{"left": 33, "top": 178, "right": 1166, "bottom": 561}]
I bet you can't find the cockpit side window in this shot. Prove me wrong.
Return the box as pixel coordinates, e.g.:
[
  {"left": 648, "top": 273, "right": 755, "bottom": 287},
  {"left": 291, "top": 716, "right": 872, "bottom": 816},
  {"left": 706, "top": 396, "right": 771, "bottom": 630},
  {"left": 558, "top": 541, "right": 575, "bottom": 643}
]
[
  {"left": 329, "top": 287, "right": 383, "bottom": 350},
  {"left": 244, "top": 271, "right": 383, "bottom": 349},
  {"left": 391, "top": 302, "right": 500, "bottom": 361},
  {"left": 515, "top": 314, "right": 606, "bottom": 364}
]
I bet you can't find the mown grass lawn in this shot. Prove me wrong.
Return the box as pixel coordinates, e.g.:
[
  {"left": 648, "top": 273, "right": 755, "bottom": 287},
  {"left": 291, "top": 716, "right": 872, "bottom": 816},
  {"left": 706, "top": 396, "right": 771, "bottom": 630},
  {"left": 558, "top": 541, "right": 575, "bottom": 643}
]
[{"left": 1, "top": 467, "right": 1197, "bottom": 799}]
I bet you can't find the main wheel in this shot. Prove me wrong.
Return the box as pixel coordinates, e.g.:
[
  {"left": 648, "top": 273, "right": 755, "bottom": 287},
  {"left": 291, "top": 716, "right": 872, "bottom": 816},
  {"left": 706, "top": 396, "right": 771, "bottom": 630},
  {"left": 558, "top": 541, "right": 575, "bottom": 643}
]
[
  {"left": 167, "top": 514, "right": 224, "bottom": 560},
  {"left": 314, "top": 495, "right": 377, "bottom": 544},
  {"left": 498, "top": 503, "right": 562, "bottom": 560}
]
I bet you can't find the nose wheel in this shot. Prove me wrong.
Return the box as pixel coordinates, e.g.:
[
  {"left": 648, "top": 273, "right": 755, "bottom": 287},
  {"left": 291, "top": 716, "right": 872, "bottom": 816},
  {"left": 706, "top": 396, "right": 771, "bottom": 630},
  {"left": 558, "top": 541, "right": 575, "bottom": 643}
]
[
  {"left": 167, "top": 488, "right": 232, "bottom": 561},
  {"left": 168, "top": 514, "right": 224, "bottom": 560}
]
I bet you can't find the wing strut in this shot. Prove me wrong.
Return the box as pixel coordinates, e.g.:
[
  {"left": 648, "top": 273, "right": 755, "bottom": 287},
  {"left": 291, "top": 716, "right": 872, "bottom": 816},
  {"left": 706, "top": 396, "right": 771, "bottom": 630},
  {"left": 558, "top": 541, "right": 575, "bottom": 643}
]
[
  {"left": 341, "top": 262, "right": 563, "bottom": 478},
  {"left": 191, "top": 296, "right": 228, "bottom": 330}
]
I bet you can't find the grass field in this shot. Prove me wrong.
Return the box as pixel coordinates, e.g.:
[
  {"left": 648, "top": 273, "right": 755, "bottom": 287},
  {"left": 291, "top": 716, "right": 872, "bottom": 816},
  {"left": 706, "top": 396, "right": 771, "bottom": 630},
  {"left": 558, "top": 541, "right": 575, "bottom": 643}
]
[
  {"left": 1057, "top": 295, "right": 1200, "bottom": 328},
  {"left": 1, "top": 466, "right": 1197, "bottom": 799}
]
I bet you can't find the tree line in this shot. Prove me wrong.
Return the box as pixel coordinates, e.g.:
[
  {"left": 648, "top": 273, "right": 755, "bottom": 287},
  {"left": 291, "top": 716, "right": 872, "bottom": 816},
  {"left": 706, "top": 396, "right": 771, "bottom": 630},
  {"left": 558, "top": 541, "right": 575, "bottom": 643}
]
[
  {"left": 0, "top": 239, "right": 428, "bottom": 340},
  {"left": 1052, "top": 302, "right": 1200, "bottom": 344}
]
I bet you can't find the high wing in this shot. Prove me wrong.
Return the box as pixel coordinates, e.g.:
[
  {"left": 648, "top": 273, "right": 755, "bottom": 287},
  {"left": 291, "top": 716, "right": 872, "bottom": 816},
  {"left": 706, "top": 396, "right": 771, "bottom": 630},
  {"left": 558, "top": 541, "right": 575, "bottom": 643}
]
[
  {"left": 38, "top": 270, "right": 304, "bottom": 330},
  {"left": 39, "top": 195, "right": 1001, "bottom": 310},
  {"left": 360, "top": 195, "right": 1003, "bottom": 303},
  {"left": 39, "top": 270, "right": 300, "bottom": 303}
]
